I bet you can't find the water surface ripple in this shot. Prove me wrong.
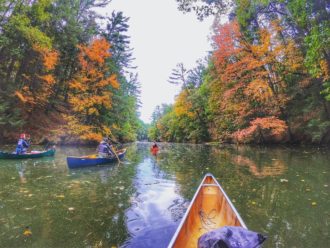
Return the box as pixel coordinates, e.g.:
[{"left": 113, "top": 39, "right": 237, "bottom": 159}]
[{"left": 0, "top": 143, "right": 329, "bottom": 247}]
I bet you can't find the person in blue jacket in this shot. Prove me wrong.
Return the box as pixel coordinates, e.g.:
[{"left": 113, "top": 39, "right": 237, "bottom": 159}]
[
  {"left": 97, "top": 137, "right": 115, "bottom": 158},
  {"left": 16, "top": 133, "right": 30, "bottom": 154}
]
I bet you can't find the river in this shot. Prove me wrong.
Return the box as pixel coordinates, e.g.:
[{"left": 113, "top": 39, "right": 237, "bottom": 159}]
[{"left": 0, "top": 143, "right": 329, "bottom": 247}]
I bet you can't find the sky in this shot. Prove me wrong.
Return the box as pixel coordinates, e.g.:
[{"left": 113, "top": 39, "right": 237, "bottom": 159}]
[{"left": 101, "top": 0, "right": 213, "bottom": 123}]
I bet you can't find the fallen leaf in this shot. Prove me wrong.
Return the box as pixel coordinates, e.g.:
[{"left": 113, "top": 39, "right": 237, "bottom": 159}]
[
  {"left": 23, "top": 227, "right": 32, "bottom": 237},
  {"left": 55, "top": 194, "right": 65, "bottom": 199}
]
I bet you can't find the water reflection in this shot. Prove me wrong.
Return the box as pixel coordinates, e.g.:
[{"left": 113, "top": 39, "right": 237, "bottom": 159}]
[
  {"left": 0, "top": 143, "right": 329, "bottom": 248},
  {"left": 122, "top": 156, "right": 183, "bottom": 247},
  {"left": 232, "top": 155, "right": 286, "bottom": 178}
]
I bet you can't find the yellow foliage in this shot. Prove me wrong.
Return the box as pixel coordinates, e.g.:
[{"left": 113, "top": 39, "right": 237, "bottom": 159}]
[
  {"left": 174, "top": 90, "right": 195, "bottom": 118},
  {"left": 65, "top": 38, "right": 119, "bottom": 142},
  {"left": 244, "top": 79, "right": 273, "bottom": 102},
  {"left": 33, "top": 44, "right": 59, "bottom": 70},
  {"left": 320, "top": 60, "right": 329, "bottom": 81}
]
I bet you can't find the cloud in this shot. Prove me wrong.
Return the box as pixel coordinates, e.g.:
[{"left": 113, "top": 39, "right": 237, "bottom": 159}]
[{"left": 99, "top": 0, "right": 213, "bottom": 123}]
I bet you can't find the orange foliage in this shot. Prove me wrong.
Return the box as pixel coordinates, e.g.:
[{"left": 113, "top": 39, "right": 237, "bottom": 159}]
[
  {"left": 210, "top": 20, "right": 306, "bottom": 138},
  {"left": 13, "top": 42, "right": 62, "bottom": 142},
  {"left": 66, "top": 38, "right": 119, "bottom": 141},
  {"left": 15, "top": 45, "right": 59, "bottom": 112},
  {"left": 33, "top": 45, "right": 59, "bottom": 70},
  {"left": 78, "top": 37, "right": 111, "bottom": 64},
  {"left": 62, "top": 115, "right": 105, "bottom": 143},
  {"left": 320, "top": 59, "right": 330, "bottom": 81},
  {"left": 233, "top": 117, "right": 288, "bottom": 143}
]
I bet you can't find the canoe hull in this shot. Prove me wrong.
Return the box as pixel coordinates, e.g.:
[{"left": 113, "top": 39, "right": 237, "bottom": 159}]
[
  {"left": 0, "top": 149, "right": 56, "bottom": 159},
  {"left": 67, "top": 149, "right": 126, "bottom": 169},
  {"left": 168, "top": 173, "right": 246, "bottom": 248}
]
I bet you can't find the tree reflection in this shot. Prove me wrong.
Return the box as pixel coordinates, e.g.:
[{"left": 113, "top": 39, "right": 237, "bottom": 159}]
[{"left": 232, "top": 155, "right": 287, "bottom": 178}]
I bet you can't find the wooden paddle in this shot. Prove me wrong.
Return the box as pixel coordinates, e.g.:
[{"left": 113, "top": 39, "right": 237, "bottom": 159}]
[
  {"left": 111, "top": 146, "right": 122, "bottom": 164},
  {"left": 107, "top": 136, "right": 123, "bottom": 164}
]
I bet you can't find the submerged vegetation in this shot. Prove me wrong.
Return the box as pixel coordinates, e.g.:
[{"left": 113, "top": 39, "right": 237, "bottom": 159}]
[
  {"left": 0, "top": 0, "right": 142, "bottom": 144},
  {"left": 149, "top": 0, "right": 330, "bottom": 144}
]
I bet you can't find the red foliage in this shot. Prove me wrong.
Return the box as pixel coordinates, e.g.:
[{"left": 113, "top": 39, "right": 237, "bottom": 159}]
[{"left": 233, "top": 117, "right": 288, "bottom": 143}]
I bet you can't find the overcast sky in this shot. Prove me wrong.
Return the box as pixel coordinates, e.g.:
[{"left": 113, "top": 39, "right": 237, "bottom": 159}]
[{"left": 101, "top": 0, "right": 213, "bottom": 123}]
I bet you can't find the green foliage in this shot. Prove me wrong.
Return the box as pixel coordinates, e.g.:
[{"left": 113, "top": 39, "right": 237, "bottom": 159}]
[
  {"left": 321, "top": 81, "right": 330, "bottom": 101},
  {"left": 165, "top": 0, "right": 330, "bottom": 144},
  {"left": 304, "top": 22, "right": 330, "bottom": 78},
  {"left": 287, "top": 0, "right": 308, "bottom": 29},
  {"left": 0, "top": 0, "right": 142, "bottom": 143}
]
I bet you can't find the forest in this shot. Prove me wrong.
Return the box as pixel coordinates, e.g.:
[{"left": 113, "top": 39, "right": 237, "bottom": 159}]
[
  {"left": 149, "top": 0, "right": 330, "bottom": 144},
  {"left": 0, "top": 0, "right": 145, "bottom": 144},
  {"left": 1, "top": 0, "right": 329, "bottom": 145}
]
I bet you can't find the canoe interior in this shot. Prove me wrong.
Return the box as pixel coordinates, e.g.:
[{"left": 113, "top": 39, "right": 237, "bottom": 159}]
[{"left": 170, "top": 174, "right": 246, "bottom": 248}]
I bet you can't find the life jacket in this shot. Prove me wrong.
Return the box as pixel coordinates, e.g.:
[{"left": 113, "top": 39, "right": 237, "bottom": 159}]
[
  {"left": 17, "top": 138, "right": 29, "bottom": 148},
  {"left": 16, "top": 139, "right": 29, "bottom": 154},
  {"left": 98, "top": 141, "right": 111, "bottom": 154}
]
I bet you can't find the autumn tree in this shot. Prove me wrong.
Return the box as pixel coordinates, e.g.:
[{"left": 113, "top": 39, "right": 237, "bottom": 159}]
[{"left": 64, "top": 38, "right": 119, "bottom": 143}]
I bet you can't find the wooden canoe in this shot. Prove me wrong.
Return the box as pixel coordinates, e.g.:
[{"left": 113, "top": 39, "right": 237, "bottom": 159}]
[
  {"left": 0, "top": 148, "right": 56, "bottom": 159},
  {"left": 168, "top": 173, "right": 247, "bottom": 248},
  {"left": 66, "top": 149, "right": 126, "bottom": 169}
]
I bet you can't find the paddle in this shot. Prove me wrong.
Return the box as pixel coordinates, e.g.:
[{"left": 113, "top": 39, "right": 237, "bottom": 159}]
[
  {"left": 107, "top": 137, "right": 123, "bottom": 164},
  {"left": 43, "top": 141, "right": 50, "bottom": 151},
  {"left": 112, "top": 146, "right": 122, "bottom": 164}
]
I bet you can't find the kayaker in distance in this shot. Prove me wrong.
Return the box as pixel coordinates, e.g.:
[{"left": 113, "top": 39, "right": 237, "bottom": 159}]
[
  {"left": 97, "top": 137, "right": 115, "bottom": 158},
  {"left": 16, "top": 133, "right": 30, "bottom": 155},
  {"left": 150, "top": 141, "right": 159, "bottom": 156},
  {"left": 152, "top": 142, "right": 158, "bottom": 149}
]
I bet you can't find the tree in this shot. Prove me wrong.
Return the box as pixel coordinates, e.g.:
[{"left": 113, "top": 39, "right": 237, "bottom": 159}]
[
  {"left": 64, "top": 37, "right": 119, "bottom": 143},
  {"left": 103, "top": 11, "right": 141, "bottom": 142},
  {"left": 176, "top": 0, "right": 230, "bottom": 20}
]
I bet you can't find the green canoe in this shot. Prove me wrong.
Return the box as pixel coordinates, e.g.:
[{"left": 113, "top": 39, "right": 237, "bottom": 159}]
[{"left": 0, "top": 148, "right": 56, "bottom": 159}]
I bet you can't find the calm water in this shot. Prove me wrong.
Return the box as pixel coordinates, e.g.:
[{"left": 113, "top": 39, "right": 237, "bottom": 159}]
[{"left": 0, "top": 143, "right": 329, "bottom": 248}]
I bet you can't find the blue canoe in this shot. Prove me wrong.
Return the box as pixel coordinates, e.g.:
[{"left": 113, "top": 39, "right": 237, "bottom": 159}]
[
  {"left": 0, "top": 148, "right": 56, "bottom": 159},
  {"left": 67, "top": 149, "right": 126, "bottom": 169}
]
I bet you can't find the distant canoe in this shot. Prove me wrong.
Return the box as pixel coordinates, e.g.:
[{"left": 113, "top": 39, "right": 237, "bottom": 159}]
[
  {"left": 67, "top": 149, "right": 126, "bottom": 169},
  {"left": 0, "top": 148, "right": 56, "bottom": 159},
  {"left": 168, "top": 173, "right": 247, "bottom": 248}
]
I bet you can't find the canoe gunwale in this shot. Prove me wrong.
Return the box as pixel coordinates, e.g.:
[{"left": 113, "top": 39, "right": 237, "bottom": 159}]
[
  {"left": 66, "top": 149, "right": 127, "bottom": 168},
  {"left": 0, "top": 148, "right": 56, "bottom": 159},
  {"left": 67, "top": 149, "right": 126, "bottom": 159},
  {"left": 167, "top": 173, "right": 247, "bottom": 248}
]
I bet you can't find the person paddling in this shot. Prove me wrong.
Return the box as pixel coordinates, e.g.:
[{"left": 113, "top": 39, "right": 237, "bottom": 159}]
[
  {"left": 16, "top": 133, "right": 30, "bottom": 155},
  {"left": 97, "top": 137, "right": 115, "bottom": 158},
  {"left": 150, "top": 141, "right": 159, "bottom": 156},
  {"left": 152, "top": 142, "right": 158, "bottom": 149}
]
